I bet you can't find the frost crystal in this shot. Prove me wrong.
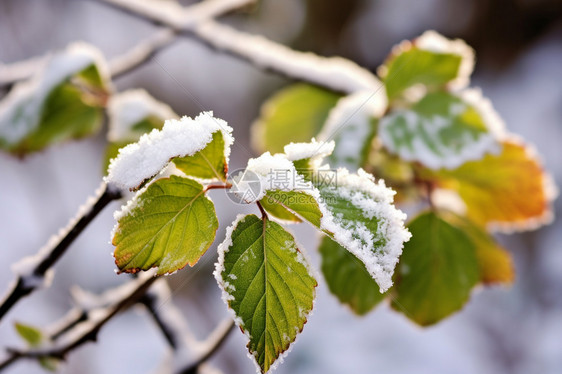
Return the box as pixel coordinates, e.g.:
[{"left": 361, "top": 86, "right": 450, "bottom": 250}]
[{"left": 105, "top": 111, "right": 233, "bottom": 190}]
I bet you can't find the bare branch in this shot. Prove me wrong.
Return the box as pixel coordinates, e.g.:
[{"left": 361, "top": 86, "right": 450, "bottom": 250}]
[
  {"left": 0, "top": 182, "right": 122, "bottom": 323},
  {"left": 0, "top": 272, "right": 157, "bottom": 371}
]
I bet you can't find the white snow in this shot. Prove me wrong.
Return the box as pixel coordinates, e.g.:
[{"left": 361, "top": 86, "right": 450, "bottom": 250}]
[
  {"left": 283, "top": 139, "right": 335, "bottom": 168},
  {"left": 317, "top": 90, "right": 388, "bottom": 169},
  {"left": 105, "top": 111, "right": 234, "bottom": 190},
  {"left": 107, "top": 89, "right": 178, "bottom": 142},
  {"left": 0, "top": 42, "right": 109, "bottom": 145}
]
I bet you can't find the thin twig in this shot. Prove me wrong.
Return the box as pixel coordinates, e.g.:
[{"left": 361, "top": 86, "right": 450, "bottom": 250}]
[
  {"left": 177, "top": 319, "right": 235, "bottom": 374},
  {"left": 0, "top": 182, "right": 122, "bottom": 323}
]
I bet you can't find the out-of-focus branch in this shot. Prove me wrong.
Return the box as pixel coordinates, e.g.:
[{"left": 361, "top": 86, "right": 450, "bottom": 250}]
[
  {"left": 97, "top": 0, "right": 381, "bottom": 94},
  {"left": 0, "top": 272, "right": 157, "bottom": 371},
  {"left": 109, "top": 28, "right": 177, "bottom": 78},
  {"left": 0, "top": 0, "right": 255, "bottom": 88},
  {"left": 141, "top": 280, "right": 234, "bottom": 374},
  {"left": 0, "top": 182, "right": 122, "bottom": 323}
]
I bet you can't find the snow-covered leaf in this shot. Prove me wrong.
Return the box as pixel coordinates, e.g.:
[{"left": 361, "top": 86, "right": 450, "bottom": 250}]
[
  {"left": 173, "top": 130, "right": 229, "bottom": 181},
  {"left": 379, "top": 30, "right": 474, "bottom": 100},
  {"left": 0, "top": 43, "right": 109, "bottom": 155},
  {"left": 319, "top": 237, "right": 385, "bottom": 315},
  {"left": 251, "top": 83, "right": 341, "bottom": 154},
  {"left": 105, "top": 112, "right": 233, "bottom": 191},
  {"left": 15, "top": 322, "right": 43, "bottom": 347},
  {"left": 420, "top": 139, "right": 557, "bottom": 232},
  {"left": 317, "top": 90, "right": 387, "bottom": 170},
  {"left": 315, "top": 169, "right": 411, "bottom": 292},
  {"left": 215, "top": 214, "right": 317, "bottom": 374},
  {"left": 104, "top": 89, "right": 177, "bottom": 170},
  {"left": 391, "top": 212, "right": 479, "bottom": 326},
  {"left": 112, "top": 175, "right": 218, "bottom": 275},
  {"left": 380, "top": 90, "right": 503, "bottom": 169}
]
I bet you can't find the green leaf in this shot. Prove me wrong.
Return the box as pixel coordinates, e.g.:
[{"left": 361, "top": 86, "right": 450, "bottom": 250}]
[
  {"left": 445, "top": 214, "right": 514, "bottom": 285},
  {"left": 319, "top": 237, "right": 384, "bottom": 315},
  {"left": 113, "top": 175, "right": 219, "bottom": 275},
  {"left": 216, "top": 214, "right": 317, "bottom": 373},
  {"left": 14, "top": 322, "right": 43, "bottom": 347},
  {"left": 39, "top": 357, "right": 59, "bottom": 372},
  {"left": 173, "top": 130, "right": 228, "bottom": 181},
  {"left": 260, "top": 190, "right": 322, "bottom": 227},
  {"left": 391, "top": 212, "right": 479, "bottom": 326},
  {"left": 0, "top": 44, "right": 109, "bottom": 155},
  {"left": 251, "top": 83, "right": 342, "bottom": 154},
  {"left": 380, "top": 31, "right": 473, "bottom": 100},
  {"left": 380, "top": 91, "right": 499, "bottom": 169}
]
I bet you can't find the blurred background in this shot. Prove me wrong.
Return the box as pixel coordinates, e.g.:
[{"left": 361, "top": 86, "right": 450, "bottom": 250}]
[{"left": 1, "top": 0, "right": 561, "bottom": 373}]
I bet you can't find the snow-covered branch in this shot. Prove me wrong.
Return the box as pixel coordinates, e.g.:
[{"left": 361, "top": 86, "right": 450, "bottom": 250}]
[
  {"left": 0, "top": 272, "right": 157, "bottom": 371},
  {"left": 97, "top": 0, "right": 381, "bottom": 93},
  {"left": 0, "top": 182, "right": 122, "bottom": 323},
  {"left": 109, "top": 28, "right": 177, "bottom": 78}
]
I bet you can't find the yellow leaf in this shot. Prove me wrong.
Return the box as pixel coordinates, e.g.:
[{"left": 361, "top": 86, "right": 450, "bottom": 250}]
[{"left": 422, "top": 139, "right": 556, "bottom": 232}]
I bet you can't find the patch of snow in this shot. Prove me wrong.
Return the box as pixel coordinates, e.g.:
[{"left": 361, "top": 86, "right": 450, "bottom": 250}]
[
  {"left": 107, "top": 89, "right": 178, "bottom": 142},
  {"left": 283, "top": 138, "right": 335, "bottom": 169}
]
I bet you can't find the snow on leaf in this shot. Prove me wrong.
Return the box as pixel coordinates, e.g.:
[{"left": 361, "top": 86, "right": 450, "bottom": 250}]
[
  {"left": 214, "top": 214, "right": 317, "bottom": 374},
  {"left": 283, "top": 138, "right": 335, "bottom": 171},
  {"left": 105, "top": 111, "right": 233, "bottom": 191},
  {"left": 391, "top": 211, "right": 480, "bottom": 326},
  {"left": 378, "top": 30, "right": 474, "bottom": 100},
  {"left": 107, "top": 89, "right": 177, "bottom": 143},
  {"left": 112, "top": 175, "right": 219, "bottom": 275},
  {"left": 0, "top": 42, "right": 109, "bottom": 155},
  {"left": 379, "top": 90, "right": 503, "bottom": 169},
  {"left": 319, "top": 237, "right": 385, "bottom": 315},
  {"left": 316, "top": 90, "right": 387, "bottom": 170},
  {"left": 315, "top": 169, "right": 411, "bottom": 292},
  {"left": 251, "top": 84, "right": 341, "bottom": 154},
  {"left": 104, "top": 89, "right": 178, "bottom": 170},
  {"left": 420, "top": 138, "right": 557, "bottom": 232}
]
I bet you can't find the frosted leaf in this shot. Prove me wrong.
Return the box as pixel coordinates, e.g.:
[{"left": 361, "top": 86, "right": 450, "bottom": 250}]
[
  {"left": 105, "top": 111, "right": 233, "bottom": 190},
  {"left": 0, "top": 42, "right": 109, "bottom": 153},
  {"left": 316, "top": 169, "right": 411, "bottom": 292},
  {"left": 107, "top": 89, "right": 177, "bottom": 142},
  {"left": 283, "top": 138, "right": 335, "bottom": 170},
  {"left": 379, "top": 90, "right": 504, "bottom": 169},
  {"left": 317, "top": 90, "right": 387, "bottom": 170},
  {"left": 378, "top": 30, "right": 475, "bottom": 100}
]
